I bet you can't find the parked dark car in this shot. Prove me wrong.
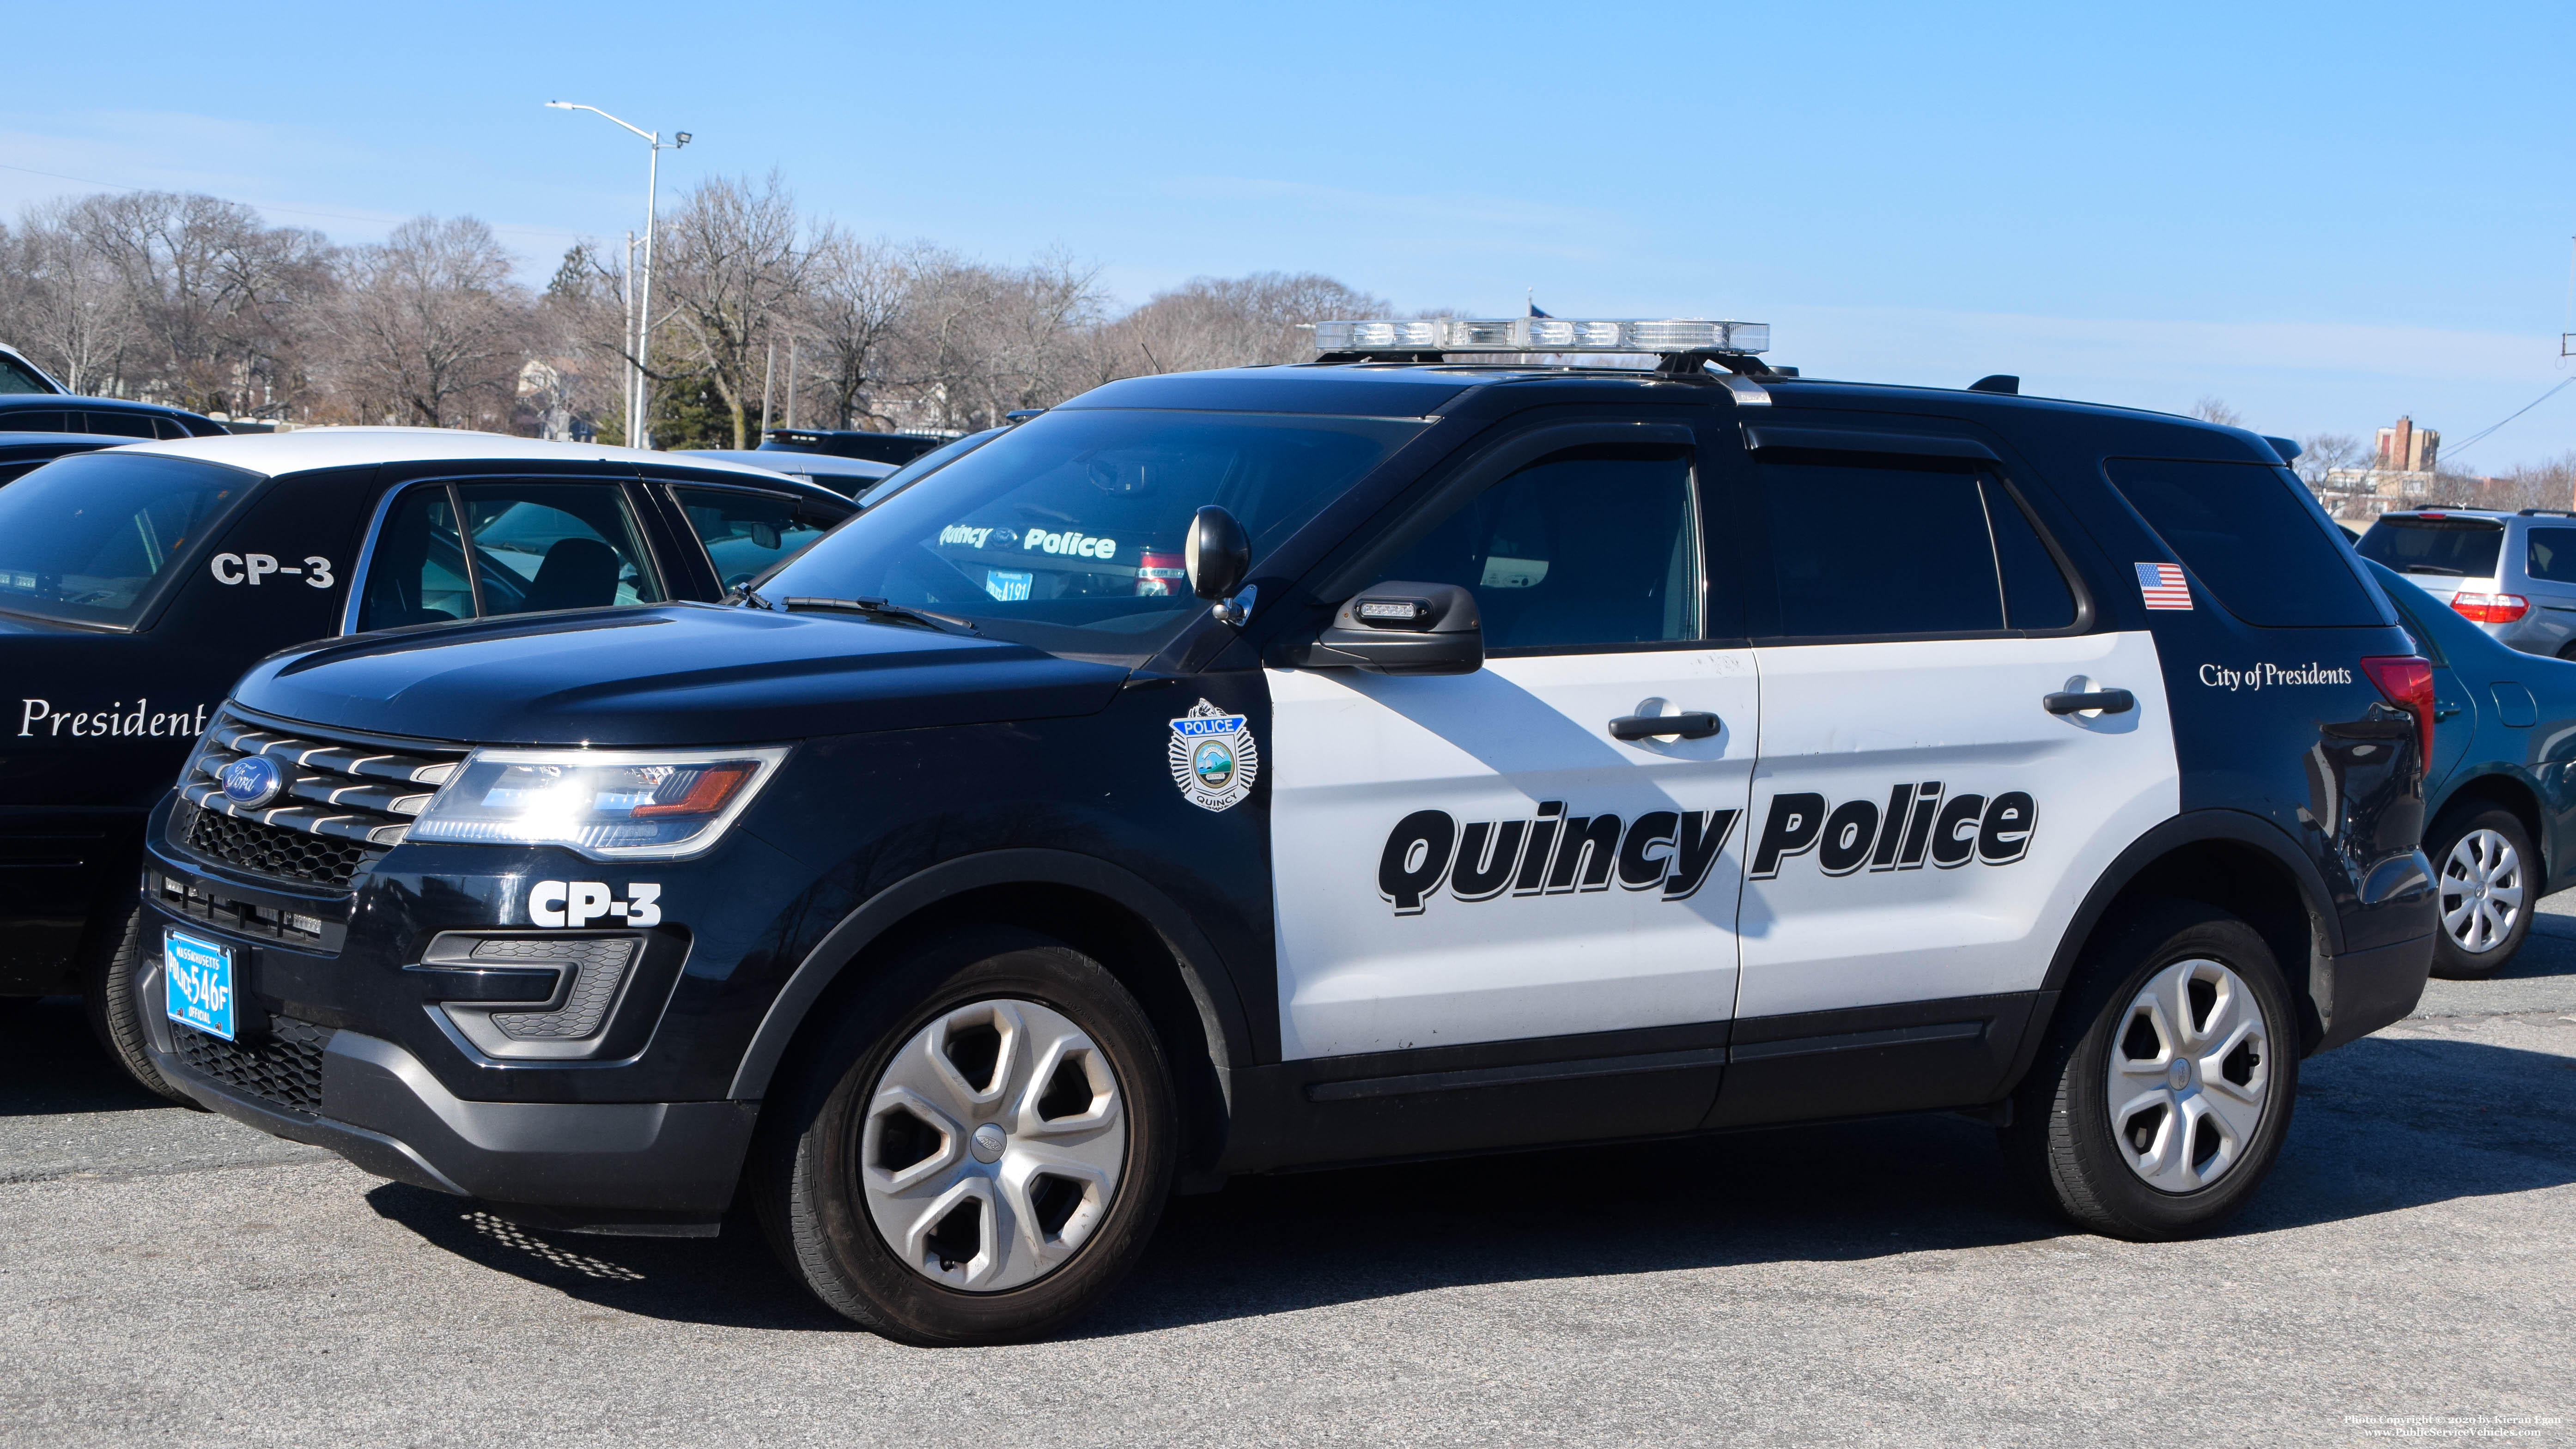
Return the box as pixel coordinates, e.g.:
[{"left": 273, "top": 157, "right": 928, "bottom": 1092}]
[
  {"left": 759, "top": 426, "right": 954, "bottom": 466},
  {"left": 2368, "top": 559, "right": 2576, "bottom": 976},
  {"left": 0, "top": 391, "right": 225, "bottom": 441},
  {"left": 0, "top": 427, "right": 855, "bottom": 1095},
  {"left": 0, "top": 432, "right": 147, "bottom": 485},
  {"left": 677, "top": 448, "right": 895, "bottom": 497}
]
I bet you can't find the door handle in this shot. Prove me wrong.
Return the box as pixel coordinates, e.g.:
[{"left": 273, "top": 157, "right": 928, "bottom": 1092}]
[
  {"left": 2043, "top": 689, "right": 2135, "bottom": 715},
  {"left": 1610, "top": 711, "right": 1721, "bottom": 740},
  {"left": 2434, "top": 703, "right": 2463, "bottom": 720}
]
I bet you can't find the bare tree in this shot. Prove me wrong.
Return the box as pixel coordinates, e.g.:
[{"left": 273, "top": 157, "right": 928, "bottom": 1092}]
[
  {"left": 796, "top": 230, "right": 911, "bottom": 429},
  {"left": 5, "top": 201, "right": 142, "bottom": 394},
  {"left": 654, "top": 174, "right": 814, "bottom": 448},
  {"left": 61, "top": 191, "right": 332, "bottom": 417},
  {"left": 2292, "top": 432, "right": 2363, "bottom": 488},
  {"left": 330, "top": 216, "right": 532, "bottom": 428},
  {"left": 2188, "top": 396, "right": 2246, "bottom": 428},
  {"left": 1098, "top": 271, "right": 1390, "bottom": 379}
]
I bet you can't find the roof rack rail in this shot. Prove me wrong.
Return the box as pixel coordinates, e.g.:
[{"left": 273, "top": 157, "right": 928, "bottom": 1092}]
[{"left": 2518, "top": 508, "right": 2576, "bottom": 517}]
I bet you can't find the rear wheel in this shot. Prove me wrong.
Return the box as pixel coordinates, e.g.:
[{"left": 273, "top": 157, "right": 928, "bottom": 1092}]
[
  {"left": 2002, "top": 903, "right": 2297, "bottom": 1240},
  {"left": 2427, "top": 804, "right": 2533, "bottom": 980},
  {"left": 80, "top": 898, "right": 196, "bottom": 1107},
  {"left": 754, "top": 927, "right": 1176, "bottom": 1345}
]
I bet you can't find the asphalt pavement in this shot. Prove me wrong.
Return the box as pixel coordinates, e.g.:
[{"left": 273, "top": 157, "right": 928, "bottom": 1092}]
[{"left": 3, "top": 910, "right": 2571, "bottom": 1448}]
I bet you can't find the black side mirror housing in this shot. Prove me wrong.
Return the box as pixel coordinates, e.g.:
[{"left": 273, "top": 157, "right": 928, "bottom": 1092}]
[
  {"left": 1294, "top": 582, "right": 1484, "bottom": 675},
  {"left": 1186, "top": 506, "right": 1250, "bottom": 601}
]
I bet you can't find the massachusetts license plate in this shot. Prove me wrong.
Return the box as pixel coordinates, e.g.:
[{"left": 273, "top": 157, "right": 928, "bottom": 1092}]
[{"left": 163, "top": 929, "right": 237, "bottom": 1040}]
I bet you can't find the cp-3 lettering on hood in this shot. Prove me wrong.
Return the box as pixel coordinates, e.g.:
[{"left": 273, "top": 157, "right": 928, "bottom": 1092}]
[{"left": 233, "top": 603, "right": 1129, "bottom": 746}]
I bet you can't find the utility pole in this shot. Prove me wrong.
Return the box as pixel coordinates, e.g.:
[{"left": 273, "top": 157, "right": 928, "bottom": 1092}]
[
  {"left": 547, "top": 102, "right": 690, "bottom": 449},
  {"left": 759, "top": 333, "right": 776, "bottom": 441}
]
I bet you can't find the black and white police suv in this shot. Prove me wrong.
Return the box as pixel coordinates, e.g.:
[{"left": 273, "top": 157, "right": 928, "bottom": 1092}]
[{"left": 132, "top": 318, "right": 2436, "bottom": 1344}]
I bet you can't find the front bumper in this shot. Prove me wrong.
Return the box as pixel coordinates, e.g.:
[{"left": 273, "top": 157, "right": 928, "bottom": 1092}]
[
  {"left": 142, "top": 956, "right": 756, "bottom": 1234},
  {"left": 2312, "top": 931, "right": 2433, "bottom": 1052}
]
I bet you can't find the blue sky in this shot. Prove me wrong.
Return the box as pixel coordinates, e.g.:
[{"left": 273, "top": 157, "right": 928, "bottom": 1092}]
[{"left": 7, "top": 1, "right": 2575, "bottom": 467}]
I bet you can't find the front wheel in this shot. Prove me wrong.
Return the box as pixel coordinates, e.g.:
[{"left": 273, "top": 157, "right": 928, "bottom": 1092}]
[
  {"left": 2427, "top": 805, "right": 2533, "bottom": 980},
  {"left": 2002, "top": 903, "right": 2298, "bottom": 1240},
  {"left": 754, "top": 928, "right": 1177, "bottom": 1345},
  {"left": 81, "top": 898, "right": 197, "bottom": 1107}
]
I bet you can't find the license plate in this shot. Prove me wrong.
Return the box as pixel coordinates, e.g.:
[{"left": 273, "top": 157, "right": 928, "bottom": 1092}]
[{"left": 163, "top": 929, "right": 237, "bottom": 1040}]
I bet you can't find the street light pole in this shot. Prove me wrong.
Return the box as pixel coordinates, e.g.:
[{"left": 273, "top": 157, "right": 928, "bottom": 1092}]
[{"left": 546, "top": 101, "right": 690, "bottom": 449}]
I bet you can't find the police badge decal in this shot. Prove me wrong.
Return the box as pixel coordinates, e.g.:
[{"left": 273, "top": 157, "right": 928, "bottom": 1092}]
[{"left": 1167, "top": 698, "right": 1259, "bottom": 812}]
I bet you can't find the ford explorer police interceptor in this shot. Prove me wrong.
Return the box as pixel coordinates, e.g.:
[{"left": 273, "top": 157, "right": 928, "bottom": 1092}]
[{"left": 127, "top": 318, "right": 2436, "bottom": 1345}]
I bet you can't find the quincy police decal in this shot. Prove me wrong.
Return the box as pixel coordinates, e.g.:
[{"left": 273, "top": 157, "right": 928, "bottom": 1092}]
[{"left": 1168, "top": 699, "right": 1258, "bottom": 812}]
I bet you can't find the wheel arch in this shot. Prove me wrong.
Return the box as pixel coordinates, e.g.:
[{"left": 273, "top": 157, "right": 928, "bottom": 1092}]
[
  {"left": 2033, "top": 811, "right": 2341, "bottom": 1064},
  {"left": 2429, "top": 768, "right": 2547, "bottom": 881},
  {"left": 729, "top": 849, "right": 1253, "bottom": 1174}
]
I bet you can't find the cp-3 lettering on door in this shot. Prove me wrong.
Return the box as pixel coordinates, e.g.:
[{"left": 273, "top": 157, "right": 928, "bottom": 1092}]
[
  {"left": 1377, "top": 803, "right": 1741, "bottom": 914},
  {"left": 209, "top": 553, "right": 334, "bottom": 588},
  {"left": 1748, "top": 782, "right": 2036, "bottom": 879},
  {"left": 526, "top": 880, "right": 662, "bottom": 928}
]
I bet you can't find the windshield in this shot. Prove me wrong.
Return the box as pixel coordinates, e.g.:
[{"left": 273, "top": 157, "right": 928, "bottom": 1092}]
[
  {"left": 762, "top": 408, "right": 1428, "bottom": 660},
  {"left": 0, "top": 451, "right": 259, "bottom": 628},
  {"left": 853, "top": 427, "right": 1005, "bottom": 509},
  {"left": 2356, "top": 516, "right": 2504, "bottom": 578}
]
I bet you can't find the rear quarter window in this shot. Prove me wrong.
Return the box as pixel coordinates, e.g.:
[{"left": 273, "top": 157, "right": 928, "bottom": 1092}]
[{"left": 2103, "top": 457, "right": 2387, "bottom": 627}]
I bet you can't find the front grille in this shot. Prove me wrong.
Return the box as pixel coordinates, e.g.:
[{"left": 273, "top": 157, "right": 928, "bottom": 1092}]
[
  {"left": 172, "top": 713, "right": 463, "bottom": 890},
  {"left": 171, "top": 1016, "right": 329, "bottom": 1115},
  {"left": 153, "top": 869, "right": 330, "bottom": 943},
  {"left": 184, "top": 806, "right": 377, "bottom": 891}
]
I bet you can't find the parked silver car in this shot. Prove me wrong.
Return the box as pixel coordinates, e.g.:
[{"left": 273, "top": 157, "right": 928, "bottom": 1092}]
[{"left": 2355, "top": 507, "right": 2576, "bottom": 658}]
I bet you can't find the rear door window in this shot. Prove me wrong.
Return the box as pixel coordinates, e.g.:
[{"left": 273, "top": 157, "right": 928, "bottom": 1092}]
[
  {"left": 2527, "top": 527, "right": 2576, "bottom": 584},
  {"left": 78, "top": 412, "right": 158, "bottom": 439},
  {"left": 2356, "top": 516, "right": 2504, "bottom": 580},
  {"left": 1754, "top": 457, "right": 2078, "bottom": 638},
  {"left": 356, "top": 480, "right": 664, "bottom": 631},
  {"left": 2104, "top": 458, "right": 2387, "bottom": 627}
]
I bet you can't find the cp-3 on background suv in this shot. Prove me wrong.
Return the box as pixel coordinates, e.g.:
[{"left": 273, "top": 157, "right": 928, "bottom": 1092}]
[
  {"left": 0, "top": 430, "right": 854, "bottom": 1098},
  {"left": 134, "top": 319, "right": 2436, "bottom": 1345}
]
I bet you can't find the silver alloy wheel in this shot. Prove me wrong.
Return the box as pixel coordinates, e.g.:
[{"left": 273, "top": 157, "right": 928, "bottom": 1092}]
[
  {"left": 2105, "top": 957, "right": 2272, "bottom": 1193},
  {"left": 859, "top": 997, "right": 1126, "bottom": 1292},
  {"left": 2440, "top": 827, "right": 2525, "bottom": 955}
]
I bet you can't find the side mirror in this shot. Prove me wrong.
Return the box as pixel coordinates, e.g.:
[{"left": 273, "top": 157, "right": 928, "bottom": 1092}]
[
  {"left": 1185, "top": 505, "right": 1250, "bottom": 601},
  {"left": 1294, "top": 582, "right": 1483, "bottom": 676}
]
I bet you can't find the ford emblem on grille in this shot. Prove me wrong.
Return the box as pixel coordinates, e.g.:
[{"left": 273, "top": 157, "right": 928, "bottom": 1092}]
[{"left": 220, "top": 754, "right": 286, "bottom": 809}]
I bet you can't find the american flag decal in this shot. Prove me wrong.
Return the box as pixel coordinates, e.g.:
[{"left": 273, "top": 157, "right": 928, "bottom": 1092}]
[{"left": 2136, "top": 562, "right": 2192, "bottom": 610}]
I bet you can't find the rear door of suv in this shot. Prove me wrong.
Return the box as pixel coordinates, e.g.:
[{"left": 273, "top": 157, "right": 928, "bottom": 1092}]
[{"left": 1714, "top": 417, "right": 2181, "bottom": 1127}]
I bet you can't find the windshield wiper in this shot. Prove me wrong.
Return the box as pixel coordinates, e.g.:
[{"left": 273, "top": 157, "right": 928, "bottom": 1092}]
[
  {"left": 779, "top": 595, "right": 980, "bottom": 635},
  {"left": 2399, "top": 565, "right": 2471, "bottom": 576}
]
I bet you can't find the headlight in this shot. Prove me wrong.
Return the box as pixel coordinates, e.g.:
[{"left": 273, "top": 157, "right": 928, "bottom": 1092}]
[{"left": 407, "top": 746, "right": 791, "bottom": 859}]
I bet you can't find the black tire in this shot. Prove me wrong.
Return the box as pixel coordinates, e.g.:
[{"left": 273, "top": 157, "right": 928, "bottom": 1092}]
[
  {"left": 753, "top": 926, "right": 1176, "bottom": 1345},
  {"left": 2425, "top": 804, "right": 2535, "bottom": 980},
  {"left": 80, "top": 898, "right": 197, "bottom": 1107},
  {"left": 2000, "top": 902, "right": 2298, "bottom": 1240}
]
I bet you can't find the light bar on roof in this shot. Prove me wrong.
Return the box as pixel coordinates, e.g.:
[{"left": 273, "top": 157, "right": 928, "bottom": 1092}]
[{"left": 1313, "top": 317, "right": 1769, "bottom": 356}]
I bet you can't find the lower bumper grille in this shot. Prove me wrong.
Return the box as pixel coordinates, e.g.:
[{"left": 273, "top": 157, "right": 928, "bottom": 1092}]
[
  {"left": 171, "top": 1016, "right": 329, "bottom": 1115},
  {"left": 185, "top": 803, "right": 378, "bottom": 891}
]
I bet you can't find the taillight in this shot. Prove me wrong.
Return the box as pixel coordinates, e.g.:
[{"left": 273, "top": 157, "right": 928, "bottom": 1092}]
[
  {"left": 2449, "top": 591, "right": 2529, "bottom": 623},
  {"left": 2360, "top": 655, "right": 2436, "bottom": 772},
  {"left": 1135, "top": 551, "right": 1186, "bottom": 598}
]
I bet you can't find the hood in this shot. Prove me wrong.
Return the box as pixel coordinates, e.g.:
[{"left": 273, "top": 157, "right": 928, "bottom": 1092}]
[{"left": 232, "top": 603, "right": 1130, "bottom": 747}]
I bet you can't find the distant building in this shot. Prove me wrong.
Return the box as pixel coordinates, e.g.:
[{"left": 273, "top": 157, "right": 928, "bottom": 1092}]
[
  {"left": 2314, "top": 414, "right": 2446, "bottom": 520},
  {"left": 2376, "top": 415, "right": 2439, "bottom": 474}
]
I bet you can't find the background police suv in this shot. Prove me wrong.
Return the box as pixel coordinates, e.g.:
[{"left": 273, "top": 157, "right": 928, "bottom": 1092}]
[{"left": 130, "top": 318, "right": 2436, "bottom": 1345}]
